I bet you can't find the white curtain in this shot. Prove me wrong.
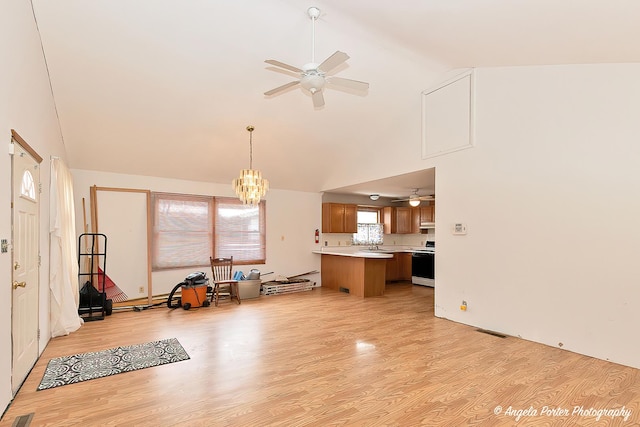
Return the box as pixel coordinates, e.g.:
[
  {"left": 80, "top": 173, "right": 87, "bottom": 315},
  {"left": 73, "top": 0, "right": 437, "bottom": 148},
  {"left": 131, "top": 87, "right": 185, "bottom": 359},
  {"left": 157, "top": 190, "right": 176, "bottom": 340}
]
[{"left": 50, "top": 158, "right": 83, "bottom": 337}]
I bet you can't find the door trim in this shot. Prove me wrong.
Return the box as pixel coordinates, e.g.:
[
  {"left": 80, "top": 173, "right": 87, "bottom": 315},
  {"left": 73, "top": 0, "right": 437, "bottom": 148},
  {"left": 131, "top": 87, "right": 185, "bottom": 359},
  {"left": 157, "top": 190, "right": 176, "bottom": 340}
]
[{"left": 11, "top": 130, "right": 43, "bottom": 163}]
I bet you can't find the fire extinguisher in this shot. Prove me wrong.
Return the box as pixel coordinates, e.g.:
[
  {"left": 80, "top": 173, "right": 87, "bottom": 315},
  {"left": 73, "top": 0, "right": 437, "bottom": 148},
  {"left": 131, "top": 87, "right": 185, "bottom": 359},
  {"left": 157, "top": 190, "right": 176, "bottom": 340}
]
[{"left": 315, "top": 229, "right": 319, "bottom": 244}]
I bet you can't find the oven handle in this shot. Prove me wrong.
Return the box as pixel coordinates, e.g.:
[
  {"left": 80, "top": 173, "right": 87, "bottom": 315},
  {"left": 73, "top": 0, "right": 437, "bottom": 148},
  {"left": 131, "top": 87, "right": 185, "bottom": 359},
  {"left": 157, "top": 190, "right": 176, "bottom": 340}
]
[{"left": 412, "top": 252, "right": 434, "bottom": 257}]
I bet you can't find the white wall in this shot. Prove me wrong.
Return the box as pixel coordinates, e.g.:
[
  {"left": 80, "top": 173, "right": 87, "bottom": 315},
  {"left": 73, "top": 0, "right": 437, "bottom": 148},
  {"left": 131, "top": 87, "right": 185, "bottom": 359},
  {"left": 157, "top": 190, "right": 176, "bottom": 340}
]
[
  {"left": 0, "top": 0, "right": 69, "bottom": 412},
  {"left": 434, "top": 64, "right": 640, "bottom": 368},
  {"left": 71, "top": 170, "right": 323, "bottom": 296}
]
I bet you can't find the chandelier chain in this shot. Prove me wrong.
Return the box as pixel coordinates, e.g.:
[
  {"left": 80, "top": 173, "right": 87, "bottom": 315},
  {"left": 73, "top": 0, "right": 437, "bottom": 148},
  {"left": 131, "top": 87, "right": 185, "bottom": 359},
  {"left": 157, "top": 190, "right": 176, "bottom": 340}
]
[{"left": 248, "top": 127, "right": 253, "bottom": 169}]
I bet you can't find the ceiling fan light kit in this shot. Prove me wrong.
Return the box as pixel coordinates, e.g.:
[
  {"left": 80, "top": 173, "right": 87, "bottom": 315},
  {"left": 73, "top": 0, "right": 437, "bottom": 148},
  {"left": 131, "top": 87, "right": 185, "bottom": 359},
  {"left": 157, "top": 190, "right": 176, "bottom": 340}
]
[{"left": 264, "top": 6, "right": 369, "bottom": 108}]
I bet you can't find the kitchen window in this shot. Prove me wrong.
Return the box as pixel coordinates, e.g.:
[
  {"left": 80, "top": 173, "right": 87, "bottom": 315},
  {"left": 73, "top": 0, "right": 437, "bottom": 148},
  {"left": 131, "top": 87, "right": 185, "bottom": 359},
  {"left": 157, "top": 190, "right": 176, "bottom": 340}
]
[
  {"left": 151, "top": 193, "right": 265, "bottom": 270},
  {"left": 353, "top": 207, "right": 383, "bottom": 245}
]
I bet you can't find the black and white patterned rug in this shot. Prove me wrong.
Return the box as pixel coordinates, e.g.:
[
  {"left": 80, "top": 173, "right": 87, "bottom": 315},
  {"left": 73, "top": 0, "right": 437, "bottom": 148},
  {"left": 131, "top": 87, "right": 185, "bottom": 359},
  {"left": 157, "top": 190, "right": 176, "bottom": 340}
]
[{"left": 37, "top": 338, "right": 190, "bottom": 390}]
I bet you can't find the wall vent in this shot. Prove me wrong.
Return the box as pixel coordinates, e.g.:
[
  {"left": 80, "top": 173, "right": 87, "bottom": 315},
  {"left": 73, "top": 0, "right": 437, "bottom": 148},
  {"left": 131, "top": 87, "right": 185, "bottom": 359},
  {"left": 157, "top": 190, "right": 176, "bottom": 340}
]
[{"left": 11, "top": 413, "right": 34, "bottom": 427}]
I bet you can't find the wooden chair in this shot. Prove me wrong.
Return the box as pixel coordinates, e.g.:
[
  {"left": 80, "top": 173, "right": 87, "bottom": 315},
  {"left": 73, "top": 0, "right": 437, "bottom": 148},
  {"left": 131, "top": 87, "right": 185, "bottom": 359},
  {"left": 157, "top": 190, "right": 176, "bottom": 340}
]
[{"left": 209, "top": 256, "right": 241, "bottom": 306}]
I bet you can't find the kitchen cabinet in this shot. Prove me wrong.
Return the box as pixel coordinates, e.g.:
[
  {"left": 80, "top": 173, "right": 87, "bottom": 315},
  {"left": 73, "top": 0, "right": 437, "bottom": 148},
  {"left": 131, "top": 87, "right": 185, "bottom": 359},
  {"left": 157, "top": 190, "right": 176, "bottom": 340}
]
[
  {"left": 383, "top": 206, "right": 412, "bottom": 234},
  {"left": 398, "top": 252, "right": 412, "bottom": 280},
  {"left": 385, "top": 252, "right": 412, "bottom": 282},
  {"left": 421, "top": 204, "right": 435, "bottom": 223},
  {"left": 322, "top": 203, "right": 357, "bottom": 233},
  {"left": 411, "top": 207, "right": 421, "bottom": 233},
  {"left": 411, "top": 204, "right": 436, "bottom": 233},
  {"left": 385, "top": 253, "right": 400, "bottom": 281}
]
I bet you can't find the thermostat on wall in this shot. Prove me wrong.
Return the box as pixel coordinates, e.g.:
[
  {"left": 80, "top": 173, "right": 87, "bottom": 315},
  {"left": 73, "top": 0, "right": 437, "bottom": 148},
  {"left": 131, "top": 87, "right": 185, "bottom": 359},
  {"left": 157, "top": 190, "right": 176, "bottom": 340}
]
[{"left": 452, "top": 223, "right": 467, "bottom": 235}]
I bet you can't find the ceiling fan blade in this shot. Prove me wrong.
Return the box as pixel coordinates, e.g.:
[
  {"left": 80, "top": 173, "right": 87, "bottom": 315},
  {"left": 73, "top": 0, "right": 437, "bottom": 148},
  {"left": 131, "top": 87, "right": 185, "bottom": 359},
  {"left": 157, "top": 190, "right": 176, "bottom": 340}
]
[
  {"left": 264, "top": 80, "right": 300, "bottom": 96},
  {"left": 312, "top": 90, "right": 325, "bottom": 108},
  {"left": 318, "top": 51, "right": 350, "bottom": 73},
  {"left": 265, "top": 59, "right": 303, "bottom": 74},
  {"left": 327, "top": 76, "right": 370, "bottom": 91}
]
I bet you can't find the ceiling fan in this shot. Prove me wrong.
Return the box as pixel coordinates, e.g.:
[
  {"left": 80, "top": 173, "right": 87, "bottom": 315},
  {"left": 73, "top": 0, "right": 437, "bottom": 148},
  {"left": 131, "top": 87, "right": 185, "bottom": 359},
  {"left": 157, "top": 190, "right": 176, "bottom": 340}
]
[
  {"left": 264, "top": 6, "right": 369, "bottom": 108},
  {"left": 391, "top": 189, "right": 435, "bottom": 205}
]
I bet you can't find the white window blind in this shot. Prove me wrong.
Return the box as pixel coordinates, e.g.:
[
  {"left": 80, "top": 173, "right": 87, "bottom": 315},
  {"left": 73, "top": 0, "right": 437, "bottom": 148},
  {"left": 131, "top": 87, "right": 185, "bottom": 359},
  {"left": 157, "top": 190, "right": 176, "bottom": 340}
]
[
  {"left": 152, "top": 193, "right": 213, "bottom": 270},
  {"left": 214, "top": 197, "right": 266, "bottom": 264}
]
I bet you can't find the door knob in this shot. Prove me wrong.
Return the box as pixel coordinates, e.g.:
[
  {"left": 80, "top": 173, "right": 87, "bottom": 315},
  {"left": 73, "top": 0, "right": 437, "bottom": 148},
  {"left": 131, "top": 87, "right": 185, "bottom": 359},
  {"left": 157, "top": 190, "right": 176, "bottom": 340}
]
[
  {"left": 14, "top": 262, "right": 20, "bottom": 270},
  {"left": 13, "top": 281, "right": 26, "bottom": 289}
]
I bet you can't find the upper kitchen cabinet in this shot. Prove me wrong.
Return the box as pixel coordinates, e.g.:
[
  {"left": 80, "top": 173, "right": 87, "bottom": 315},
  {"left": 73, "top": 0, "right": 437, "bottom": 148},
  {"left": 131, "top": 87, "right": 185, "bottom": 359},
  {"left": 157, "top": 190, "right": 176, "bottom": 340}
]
[
  {"left": 322, "top": 203, "right": 357, "bottom": 233},
  {"left": 421, "top": 204, "right": 435, "bottom": 223},
  {"left": 411, "top": 203, "right": 436, "bottom": 233},
  {"left": 383, "top": 206, "right": 412, "bottom": 234}
]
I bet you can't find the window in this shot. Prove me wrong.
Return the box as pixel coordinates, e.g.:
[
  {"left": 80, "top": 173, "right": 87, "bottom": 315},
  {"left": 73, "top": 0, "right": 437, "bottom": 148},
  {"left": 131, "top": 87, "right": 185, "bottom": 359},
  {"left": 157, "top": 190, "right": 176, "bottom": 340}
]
[
  {"left": 152, "top": 193, "right": 213, "bottom": 270},
  {"left": 353, "top": 208, "right": 383, "bottom": 245},
  {"left": 21, "top": 170, "right": 36, "bottom": 200},
  {"left": 357, "top": 210, "right": 378, "bottom": 224},
  {"left": 152, "top": 193, "right": 266, "bottom": 270},
  {"left": 214, "top": 198, "right": 266, "bottom": 265}
]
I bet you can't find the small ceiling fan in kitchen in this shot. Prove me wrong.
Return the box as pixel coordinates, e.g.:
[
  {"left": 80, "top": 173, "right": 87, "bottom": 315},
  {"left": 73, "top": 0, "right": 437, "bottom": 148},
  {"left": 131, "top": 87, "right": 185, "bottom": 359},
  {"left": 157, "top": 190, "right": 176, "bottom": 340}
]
[
  {"left": 392, "top": 189, "right": 435, "bottom": 206},
  {"left": 263, "top": 6, "right": 369, "bottom": 108}
]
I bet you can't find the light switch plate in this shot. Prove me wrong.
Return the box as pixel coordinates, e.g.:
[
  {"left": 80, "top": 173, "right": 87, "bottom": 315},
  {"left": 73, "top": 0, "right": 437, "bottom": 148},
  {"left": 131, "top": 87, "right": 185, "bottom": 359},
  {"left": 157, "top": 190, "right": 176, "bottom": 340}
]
[{"left": 1, "top": 239, "right": 8, "bottom": 253}]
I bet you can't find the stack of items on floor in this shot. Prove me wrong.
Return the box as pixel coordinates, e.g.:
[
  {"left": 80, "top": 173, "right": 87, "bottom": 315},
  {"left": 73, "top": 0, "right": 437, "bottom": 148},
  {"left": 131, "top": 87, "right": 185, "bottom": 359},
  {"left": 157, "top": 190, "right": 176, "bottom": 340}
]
[{"left": 261, "top": 272, "right": 316, "bottom": 296}]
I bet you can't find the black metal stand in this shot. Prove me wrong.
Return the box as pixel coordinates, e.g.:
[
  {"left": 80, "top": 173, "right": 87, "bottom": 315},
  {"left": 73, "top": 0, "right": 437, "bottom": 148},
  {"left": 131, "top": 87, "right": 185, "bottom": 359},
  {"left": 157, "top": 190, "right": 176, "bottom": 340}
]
[{"left": 78, "top": 233, "right": 112, "bottom": 321}]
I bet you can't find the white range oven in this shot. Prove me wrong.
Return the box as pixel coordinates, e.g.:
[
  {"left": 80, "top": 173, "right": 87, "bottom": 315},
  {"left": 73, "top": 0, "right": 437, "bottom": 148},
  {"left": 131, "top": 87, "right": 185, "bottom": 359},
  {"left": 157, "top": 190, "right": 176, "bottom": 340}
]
[{"left": 411, "top": 241, "right": 435, "bottom": 287}]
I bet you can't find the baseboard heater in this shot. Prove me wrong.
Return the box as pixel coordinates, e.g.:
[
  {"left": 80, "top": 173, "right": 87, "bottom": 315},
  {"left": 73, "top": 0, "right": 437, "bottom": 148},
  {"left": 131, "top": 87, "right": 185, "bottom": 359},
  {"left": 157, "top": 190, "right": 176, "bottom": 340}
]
[{"left": 262, "top": 279, "right": 315, "bottom": 296}]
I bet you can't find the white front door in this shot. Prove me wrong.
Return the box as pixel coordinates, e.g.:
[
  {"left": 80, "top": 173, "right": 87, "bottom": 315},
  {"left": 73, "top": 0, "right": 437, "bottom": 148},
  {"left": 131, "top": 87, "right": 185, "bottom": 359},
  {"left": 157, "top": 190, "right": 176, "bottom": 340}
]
[{"left": 11, "top": 142, "right": 40, "bottom": 394}]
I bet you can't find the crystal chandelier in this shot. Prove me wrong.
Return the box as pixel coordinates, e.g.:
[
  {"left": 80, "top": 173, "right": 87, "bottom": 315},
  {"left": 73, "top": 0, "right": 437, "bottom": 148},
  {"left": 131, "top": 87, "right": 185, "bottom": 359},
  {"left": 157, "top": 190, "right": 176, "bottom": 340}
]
[{"left": 233, "top": 125, "right": 269, "bottom": 205}]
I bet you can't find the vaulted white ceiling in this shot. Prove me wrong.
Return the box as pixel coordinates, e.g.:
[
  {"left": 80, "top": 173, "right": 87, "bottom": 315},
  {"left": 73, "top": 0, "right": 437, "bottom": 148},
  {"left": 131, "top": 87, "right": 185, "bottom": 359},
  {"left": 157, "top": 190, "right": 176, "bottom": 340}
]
[{"left": 31, "top": 0, "right": 640, "bottom": 197}]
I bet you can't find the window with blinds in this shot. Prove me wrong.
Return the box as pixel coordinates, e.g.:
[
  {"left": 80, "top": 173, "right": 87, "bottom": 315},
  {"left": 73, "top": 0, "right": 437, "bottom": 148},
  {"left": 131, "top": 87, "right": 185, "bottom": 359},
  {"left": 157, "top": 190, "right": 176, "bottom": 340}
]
[
  {"left": 214, "top": 198, "right": 266, "bottom": 265},
  {"left": 152, "top": 193, "right": 266, "bottom": 270}
]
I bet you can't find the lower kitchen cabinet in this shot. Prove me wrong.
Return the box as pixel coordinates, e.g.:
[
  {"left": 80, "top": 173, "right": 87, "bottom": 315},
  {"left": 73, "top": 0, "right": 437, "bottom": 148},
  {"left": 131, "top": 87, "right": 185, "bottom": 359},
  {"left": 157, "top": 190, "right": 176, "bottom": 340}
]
[
  {"left": 398, "top": 252, "right": 412, "bottom": 280},
  {"left": 385, "top": 252, "right": 412, "bottom": 282}
]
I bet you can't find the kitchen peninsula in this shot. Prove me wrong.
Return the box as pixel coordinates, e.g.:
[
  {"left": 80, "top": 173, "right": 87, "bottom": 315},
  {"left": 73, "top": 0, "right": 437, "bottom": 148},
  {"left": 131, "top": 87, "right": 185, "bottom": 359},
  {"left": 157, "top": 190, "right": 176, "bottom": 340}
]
[{"left": 312, "top": 249, "right": 392, "bottom": 297}]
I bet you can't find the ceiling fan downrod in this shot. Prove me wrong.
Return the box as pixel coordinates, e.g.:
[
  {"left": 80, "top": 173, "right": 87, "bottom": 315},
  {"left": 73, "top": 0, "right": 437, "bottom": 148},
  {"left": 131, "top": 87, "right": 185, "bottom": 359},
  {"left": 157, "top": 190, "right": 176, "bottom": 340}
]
[{"left": 308, "top": 7, "right": 320, "bottom": 64}]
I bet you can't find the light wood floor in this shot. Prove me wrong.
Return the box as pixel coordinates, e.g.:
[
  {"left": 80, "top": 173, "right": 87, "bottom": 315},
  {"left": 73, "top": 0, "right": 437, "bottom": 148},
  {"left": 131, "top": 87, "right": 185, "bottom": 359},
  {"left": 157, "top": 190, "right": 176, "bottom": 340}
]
[{"left": 2, "top": 283, "right": 639, "bottom": 426}]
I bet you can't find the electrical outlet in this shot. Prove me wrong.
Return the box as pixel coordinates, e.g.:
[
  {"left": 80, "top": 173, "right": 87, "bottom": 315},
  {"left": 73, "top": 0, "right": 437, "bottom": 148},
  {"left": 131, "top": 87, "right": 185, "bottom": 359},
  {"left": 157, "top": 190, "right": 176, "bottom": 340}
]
[
  {"left": 460, "top": 300, "right": 468, "bottom": 311},
  {"left": 139, "top": 286, "right": 145, "bottom": 294}
]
